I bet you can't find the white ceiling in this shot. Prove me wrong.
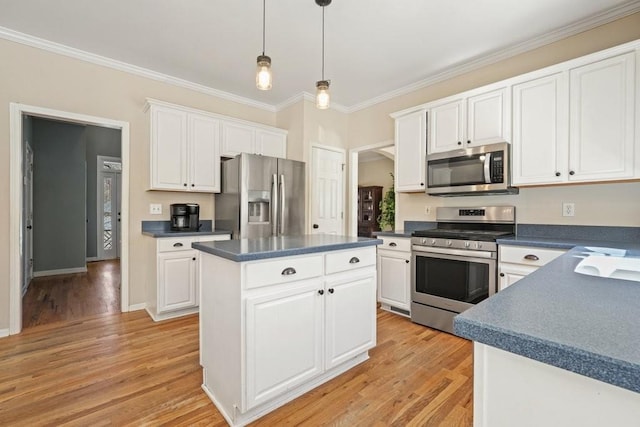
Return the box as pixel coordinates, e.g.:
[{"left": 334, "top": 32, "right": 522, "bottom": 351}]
[{"left": 0, "top": 0, "right": 638, "bottom": 111}]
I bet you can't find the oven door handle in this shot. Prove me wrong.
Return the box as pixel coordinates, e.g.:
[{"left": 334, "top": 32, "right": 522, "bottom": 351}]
[
  {"left": 412, "top": 245, "right": 495, "bottom": 259},
  {"left": 483, "top": 152, "right": 492, "bottom": 183}
]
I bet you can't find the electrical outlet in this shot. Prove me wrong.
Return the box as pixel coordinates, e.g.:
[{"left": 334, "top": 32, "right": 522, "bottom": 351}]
[
  {"left": 424, "top": 206, "right": 431, "bottom": 215},
  {"left": 149, "top": 203, "right": 162, "bottom": 215},
  {"left": 562, "top": 202, "right": 575, "bottom": 217}
]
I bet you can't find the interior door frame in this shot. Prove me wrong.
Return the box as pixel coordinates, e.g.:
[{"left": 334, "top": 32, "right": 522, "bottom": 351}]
[
  {"left": 22, "top": 143, "right": 34, "bottom": 295},
  {"left": 309, "top": 144, "right": 346, "bottom": 235},
  {"left": 9, "top": 103, "right": 131, "bottom": 335},
  {"left": 348, "top": 140, "right": 395, "bottom": 237}
]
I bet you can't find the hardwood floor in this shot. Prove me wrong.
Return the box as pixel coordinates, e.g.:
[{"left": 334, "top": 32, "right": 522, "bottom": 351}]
[
  {"left": 0, "top": 309, "right": 472, "bottom": 426},
  {"left": 22, "top": 260, "right": 121, "bottom": 328}
]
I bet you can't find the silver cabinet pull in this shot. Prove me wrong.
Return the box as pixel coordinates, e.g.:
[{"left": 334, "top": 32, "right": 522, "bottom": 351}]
[
  {"left": 524, "top": 254, "right": 539, "bottom": 261},
  {"left": 281, "top": 267, "right": 297, "bottom": 276},
  {"left": 349, "top": 257, "right": 360, "bottom": 264},
  {"left": 173, "top": 242, "right": 183, "bottom": 247},
  {"left": 389, "top": 242, "right": 397, "bottom": 247}
]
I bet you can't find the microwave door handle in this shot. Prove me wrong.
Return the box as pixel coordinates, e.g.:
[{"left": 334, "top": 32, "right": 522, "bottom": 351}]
[
  {"left": 483, "top": 153, "right": 492, "bottom": 183},
  {"left": 271, "top": 174, "right": 278, "bottom": 236}
]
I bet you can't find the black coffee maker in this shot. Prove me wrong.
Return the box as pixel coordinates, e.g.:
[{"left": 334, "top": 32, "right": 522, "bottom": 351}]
[{"left": 170, "top": 203, "right": 200, "bottom": 231}]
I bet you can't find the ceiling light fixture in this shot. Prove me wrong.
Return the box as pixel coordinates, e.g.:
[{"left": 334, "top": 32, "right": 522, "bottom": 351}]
[
  {"left": 256, "top": 0, "right": 272, "bottom": 90},
  {"left": 315, "top": 0, "right": 331, "bottom": 109}
]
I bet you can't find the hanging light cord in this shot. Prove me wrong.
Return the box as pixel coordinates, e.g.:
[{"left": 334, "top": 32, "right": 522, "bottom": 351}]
[
  {"left": 321, "top": 4, "right": 325, "bottom": 80},
  {"left": 262, "top": 0, "right": 266, "bottom": 55}
]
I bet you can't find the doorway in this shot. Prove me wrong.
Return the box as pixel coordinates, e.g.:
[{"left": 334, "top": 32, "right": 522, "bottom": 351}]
[
  {"left": 97, "top": 156, "right": 122, "bottom": 261},
  {"left": 9, "top": 103, "right": 130, "bottom": 335},
  {"left": 348, "top": 141, "right": 395, "bottom": 236},
  {"left": 310, "top": 145, "right": 346, "bottom": 235}
]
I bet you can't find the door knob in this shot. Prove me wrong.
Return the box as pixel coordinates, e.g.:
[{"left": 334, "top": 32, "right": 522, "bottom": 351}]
[
  {"left": 26, "top": 225, "right": 32, "bottom": 230},
  {"left": 313, "top": 224, "right": 319, "bottom": 229}
]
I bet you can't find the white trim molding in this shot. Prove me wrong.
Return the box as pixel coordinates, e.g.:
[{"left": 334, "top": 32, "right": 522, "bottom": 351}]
[
  {"left": 0, "top": 329, "right": 9, "bottom": 339},
  {"left": 33, "top": 267, "right": 88, "bottom": 277},
  {"left": 9, "top": 103, "right": 131, "bottom": 335},
  {"left": 129, "top": 303, "right": 147, "bottom": 312}
]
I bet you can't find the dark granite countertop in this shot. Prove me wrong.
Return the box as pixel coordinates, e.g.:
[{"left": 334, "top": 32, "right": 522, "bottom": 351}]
[
  {"left": 372, "top": 231, "right": 413, "bottom": 238},
  {"left": 454, "top": 243, "right": 640, "bottom": 394},
  {"left": 193, "top": 235, "right": 382, "bottom": 262},
  {"left": 141, "top": 220, "right": 232, "bottom": 238}
]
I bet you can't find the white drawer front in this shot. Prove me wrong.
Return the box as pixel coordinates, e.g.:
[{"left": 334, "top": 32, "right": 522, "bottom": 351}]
[
  {"left": 499, "top": 245, "right": 565, "bottom": 267},
  {"left": 378, "top": 236, "right": 411, "bottom": 253},
  {"left": 326, "top": 247, "right": 376, "bottom": 275},
  {"left": 158, "top": 237, "right": 196, "bottom": 253},
  {"left": 245, "top": 255, "right": 324, "bottom": 289}
]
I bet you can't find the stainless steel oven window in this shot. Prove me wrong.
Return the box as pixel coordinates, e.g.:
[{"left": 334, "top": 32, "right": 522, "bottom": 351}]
[{"left": 427, "top": 156, "right": 487, "bottom": 188}]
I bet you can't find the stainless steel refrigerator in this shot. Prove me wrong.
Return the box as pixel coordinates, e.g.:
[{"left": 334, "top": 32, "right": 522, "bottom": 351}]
[{"left": 215, "top": 153, "right": 306, "bottom": 239}]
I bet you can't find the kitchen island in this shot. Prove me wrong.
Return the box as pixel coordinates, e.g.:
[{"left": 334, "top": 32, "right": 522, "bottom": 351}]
[
  {"left": 193, "top": 235, "right": 381, "bottom": 426},
  {"left": 454, "top": 244, "right": 640, "bottom": 427}
]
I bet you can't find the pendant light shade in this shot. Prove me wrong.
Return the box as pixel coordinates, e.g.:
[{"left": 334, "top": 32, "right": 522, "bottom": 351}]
[
  {"left": 256, "top": 55, "right": 272, "bottom": 90},
  {"left": 256, "top": 0, "right": 272, "bottom": 90},
  {"left": 316, "top": 80, "right": 330, "bottom": 109},
  {"left": 315, "top": 0, "right": 331, "bottom": 109}
]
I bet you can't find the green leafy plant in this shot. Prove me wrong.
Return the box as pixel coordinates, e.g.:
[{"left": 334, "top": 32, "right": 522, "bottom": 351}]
[{"left": 377, "top": 173, "right": 395, "bottom": 231}]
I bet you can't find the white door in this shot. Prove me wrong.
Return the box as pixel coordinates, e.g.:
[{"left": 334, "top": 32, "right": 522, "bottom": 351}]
[
  {"left": 97, "top": 156, "right": 122, "bottom": 260},
  {"left": 377, "top": 251, "right": 411, "bottom": 310},
  {"left": 23, "top": 144, "right": 34, "bottom": 295},
  {"left": 158, "top": 251, "right": 198, "bottom": 313},
  {"left": 220, "top": 121, "right": 255, "bottom": 157},
  {"left": 466, "top": 87, "right": 509, "bottom": 146},
  {"left": 245, "top": 279, "right": 324, "bottom": 409},
  {"left": 394, "top": 110, "right": 426, "bottom": 192},
  {"left": 311, "top": 146, "right": 345, "bottom": 235},
  {"left": 429, "top": 99, "right": 464, "bottom": 153},
  {"left": 256, "top": 129, "right": 287, "bottom": 158},
  {"left": 325, "top": 272, "right": 377, "bottom": 369},
  {"left": 188, "top": 113, "right": 220, "bottom": 192}
]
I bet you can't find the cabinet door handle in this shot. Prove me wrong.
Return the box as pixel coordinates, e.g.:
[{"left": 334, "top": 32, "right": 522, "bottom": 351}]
[
  {"left": 328, "top": 288, "right": 334, "bottom": 294},
  {"left": 192, "top": 257, "right": 196, "bottom": 261},
  {"left": 281, "top": 267, "right": 297, "bottom": 276},
  {"left": 569, "top": 171, "right": 575, "bottom": 176},
  {"left": 405, "top": 260, "right": 410, "bottom": 264},
  {"left": 555, "top": 172, "right": 561, "bottom": 177},
  {"left": 349, "top": 257, "right": 360, "bottom": 264},
  {"left": 191, "top": 184, "right": 195, "bottom": 187},
  {"left": 173, "top": 243, "right": 184, "bottom": 247},
  {"left": 457, "top": 141, "right": 462, "bottom": 145},
  {"left": 389, "top": 242, "right": 397, "bottom": 247},
  {"left": 183, "top": 183, "right": 187, "bottom": 187},
  {"left": 499, "top": 272, "right": 505, "bottom": 277},
  {"left": 467, "top": 140, "right": 471, "bottom": 144},
  {"left": 318, "top": 289, "right": 324, "bottom": 295},
  {"left": 524, "top": 254, "right": 539, "bottom": 261}
]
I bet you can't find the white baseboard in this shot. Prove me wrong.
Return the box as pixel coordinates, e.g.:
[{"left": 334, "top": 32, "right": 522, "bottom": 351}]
[
  {"left": 0, "top": 328, "right": 9, "bottom": 338},
  {"left": 128, "top": 303, "right": 147, "bottom": 312},
  {"left": 86, "top": 257, "right": 99, "bottom": 262},
  {"left": 33, "top": 267, "right": 87, "bottom": 277}
]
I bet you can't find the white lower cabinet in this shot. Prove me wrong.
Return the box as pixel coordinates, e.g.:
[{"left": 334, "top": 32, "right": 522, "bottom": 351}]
[
  {"left": 199, "top": 246, "right": 377, "bottom": 426},
  {"left": 498, "top": 245, "right": 566, "bottom": 291},
  {"left": 376, "top": 236, "right": 411, "bottom": 315},
  {"left": 146, "top": 234, "right": 230, "bottom": 321}
]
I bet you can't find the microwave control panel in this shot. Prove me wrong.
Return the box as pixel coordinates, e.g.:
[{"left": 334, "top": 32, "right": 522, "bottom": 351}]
[{"left": 490, "top": 154, "right": 504, "bottom": 183}]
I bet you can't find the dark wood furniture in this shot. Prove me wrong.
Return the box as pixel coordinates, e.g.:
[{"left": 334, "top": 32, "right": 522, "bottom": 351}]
[{"left": 357, "top": 186, "right": 383, "bottom": 238}]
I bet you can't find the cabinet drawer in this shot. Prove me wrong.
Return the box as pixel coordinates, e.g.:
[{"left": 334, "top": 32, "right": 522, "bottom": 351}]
[
  {"left": 378, "top": 236, "right": 411, "bottom": 253},
  {"left": 158, "top": 237, "right": 197, "bottom": 253},
  {"left": 325, "top": 247, "right": 376, "bottom": 275},
  {"left": 499, "top": 245, "right": 565, "bottom": 267},
  {"left": 245, "top": 255, "right": 324, "bottom": 289}
]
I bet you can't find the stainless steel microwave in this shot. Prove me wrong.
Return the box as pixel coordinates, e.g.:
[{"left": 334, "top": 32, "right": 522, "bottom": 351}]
[{"left": 426, "top": 142, "right": 518, "bottom": 196}]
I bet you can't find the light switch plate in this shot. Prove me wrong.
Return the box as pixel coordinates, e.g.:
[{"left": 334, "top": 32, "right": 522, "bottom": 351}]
[{"left": 150, "top": 203, "right": 162, "bottom": 215}]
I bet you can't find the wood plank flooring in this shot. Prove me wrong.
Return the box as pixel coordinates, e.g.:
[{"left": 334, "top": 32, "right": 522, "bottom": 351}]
[
  {"left": 0, "top": 308, "right": 472, "bottom": 426},
  {"left": 22, "top": 260, "right": 121, "bottom": 328}
]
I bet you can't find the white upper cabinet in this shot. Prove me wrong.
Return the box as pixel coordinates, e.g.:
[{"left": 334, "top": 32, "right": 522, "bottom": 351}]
[
  {"left": 568, "top": 52, "right": 635, "bottom": 182},
  {"left": 513, "top": 51, "right": 636, "bottom": 186},
  {"left": 149, "top": 102, "right": 220, "bottom": 192},
  {"left": 428, "top": 87, "right": 509, "bottom": 154},
  {"left": 220, "top": 121, "right": 287, "bottom": 159},
  {"left": 512, "top": 73, "right": 569, "bottom": 185},
  {"left": 394, "top": 110, "right": 426, "bottom": 192}
]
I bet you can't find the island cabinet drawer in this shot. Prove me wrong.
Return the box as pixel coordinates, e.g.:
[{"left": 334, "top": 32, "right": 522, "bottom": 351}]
[
  {"left": 244, "top": 255, "right": 324, "bottom": 289},
  {"left": 378, "top": 236, "right": 411, "bottom": 252},
  {"left": 325, "top": 247, "right": 376, "bottom": 275},
  {"left": 499, "top": 245, "right": 565, "bottom": 267},
  {"left": 157, "top": 237, "right": 196, "bottom": 252}
]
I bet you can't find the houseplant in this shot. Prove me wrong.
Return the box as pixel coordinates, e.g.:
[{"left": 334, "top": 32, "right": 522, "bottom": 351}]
[{"left": 377, "top": 173, "right": 395, "bottom": 231}]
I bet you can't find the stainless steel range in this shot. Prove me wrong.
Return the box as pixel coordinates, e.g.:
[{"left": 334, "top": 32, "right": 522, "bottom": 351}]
[{"left": 411, "top": 206, "right": 515, "bottom": 333}]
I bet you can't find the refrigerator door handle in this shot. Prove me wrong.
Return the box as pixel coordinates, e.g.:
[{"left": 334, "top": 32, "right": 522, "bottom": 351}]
[
  {"left": 271, "top": 174, "right": 278, "bottom": 236},
  {"left": 279, "top": 174, "right": 286, "bottom": 235}
]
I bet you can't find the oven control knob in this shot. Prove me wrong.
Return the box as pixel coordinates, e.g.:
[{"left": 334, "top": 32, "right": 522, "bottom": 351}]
[
  {"left": 421, "top": 238, "right": 427, "bottom": 244},
  {"left": 430, "top": 239, "right": 437, "bottom": 245},
  {"left": 477, "top": 242, "right": 483, "bottom": 249},
  {"left": 446, "top": 240, "right": 453, "bottom": 247},
  {"left": 464, "top": 241, "right": 471, "bottom": 248}
]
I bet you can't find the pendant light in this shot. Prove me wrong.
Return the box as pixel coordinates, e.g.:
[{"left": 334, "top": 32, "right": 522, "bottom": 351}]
[
  {"left": 256, "top": 0, "right": 272, "bottom": 90},
  {"left": 315, "top": 0, "right": 331, "bottom": 109}
]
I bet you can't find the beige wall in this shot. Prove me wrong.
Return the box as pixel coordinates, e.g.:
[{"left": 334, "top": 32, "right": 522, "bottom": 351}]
[
  {"left": 0, "top": 38, "right": 277, "bottom": 330},
  {"left": 347, "top": 13, "right": 640, "bottom": 230},
  {"left": 358, "top": 158, "right": 394, "bottom": 196}
]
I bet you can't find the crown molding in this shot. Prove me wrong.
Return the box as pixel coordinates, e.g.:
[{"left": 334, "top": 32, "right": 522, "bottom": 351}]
[
  {"left": 0, "top": 26, "right": 277, "bottom": 113},
  {"left": 345, "top": 1, "right": 640, "bottom": 113},
  {"left": 275, "top": 92, "right": 348, "bottom": 113}
]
